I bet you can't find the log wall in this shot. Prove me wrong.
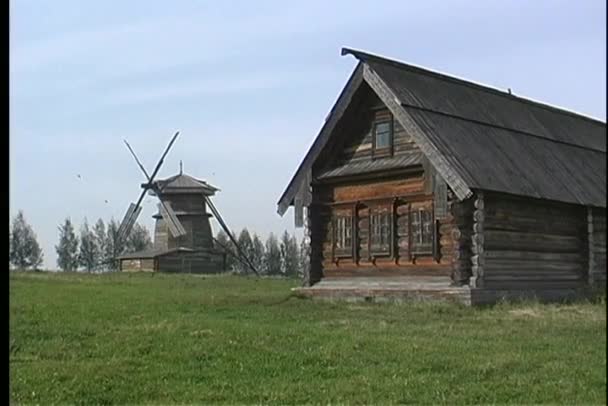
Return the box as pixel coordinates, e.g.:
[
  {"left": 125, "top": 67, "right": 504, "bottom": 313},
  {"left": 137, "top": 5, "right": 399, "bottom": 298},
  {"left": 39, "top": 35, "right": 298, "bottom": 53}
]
[
  {"left": 308, "top": 173, "right": 474, "bottom": 280},
  {"left": 480, "top": 192, "right": 587, "bottom": 290},
  {"left": 588, "top": 207, "right": 606, "bottom": 291}
]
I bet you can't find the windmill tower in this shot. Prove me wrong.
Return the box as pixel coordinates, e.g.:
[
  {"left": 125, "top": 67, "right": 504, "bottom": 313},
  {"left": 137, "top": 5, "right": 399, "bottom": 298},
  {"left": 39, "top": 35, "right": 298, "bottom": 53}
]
[
  {"left": 150, "top": 166, "right": 218, "bottom": 252},
  {"left": 115, "top": 132, "right": 258, "bottom": 274}
]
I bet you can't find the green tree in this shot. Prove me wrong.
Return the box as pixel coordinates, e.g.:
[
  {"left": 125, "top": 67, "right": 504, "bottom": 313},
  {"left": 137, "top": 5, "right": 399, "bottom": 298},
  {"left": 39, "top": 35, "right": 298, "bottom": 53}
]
[
  {"left": 78, "top": 219, "right": 99, "bottom": 272},
  {"left": 125, "top": 223, "right": 152, "bottom": 253},
  {"left": 104, "top": 218, "right": 122, "bottom": 271},
  {"left": 251, "top": 233, "right": 266, "bottom": 275},
  {"left": 236, "top": 228, "right": 254, "bottom": 274},
  {"left": 264, "top": 233, "right": 282, "bottom": 276},
  {"left": 93, "top": 219, "right": 107, "bottom": 271},
  {"left": 215, "top": 229, "right": 236, "bottom": 272},
  {"left": 9, "top": 211, "right": 43, "bottom": 270},
  {"left": 56, "top": 217, "right": 79, "bottom": 272},
  {"left": 280, "top": 230, "right": 299, "bottom": 277}
]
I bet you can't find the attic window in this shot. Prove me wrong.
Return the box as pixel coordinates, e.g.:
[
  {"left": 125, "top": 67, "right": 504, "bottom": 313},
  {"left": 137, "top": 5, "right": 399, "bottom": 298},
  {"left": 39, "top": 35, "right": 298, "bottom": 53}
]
[{"left": 372, "top": 111, "right": 393, "bottom": 157}]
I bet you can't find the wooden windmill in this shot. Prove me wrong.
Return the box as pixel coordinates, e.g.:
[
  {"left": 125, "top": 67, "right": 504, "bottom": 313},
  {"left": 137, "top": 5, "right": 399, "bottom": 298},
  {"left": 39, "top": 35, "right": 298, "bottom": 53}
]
[{"left": 114, "top": 131, "right": 258, "bottom": 274}]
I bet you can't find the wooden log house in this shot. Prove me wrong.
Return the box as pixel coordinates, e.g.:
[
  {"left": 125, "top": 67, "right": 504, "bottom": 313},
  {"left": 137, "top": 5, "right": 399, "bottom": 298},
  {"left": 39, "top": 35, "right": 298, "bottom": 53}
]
[{"left": 277, "top": 48, "right": 606, "bottom": 305}]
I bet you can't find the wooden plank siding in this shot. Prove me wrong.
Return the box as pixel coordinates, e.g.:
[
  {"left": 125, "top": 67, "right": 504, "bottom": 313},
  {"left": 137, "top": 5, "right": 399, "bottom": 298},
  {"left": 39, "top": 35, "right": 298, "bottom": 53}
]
[
  {"left": 478, "top": 192, "right": 588, "bottom": 290},
  {"left": 157, "top": 251, "right": 224, "bottom": 274},
  {"left": 120, "top": 258, "right": 155, "bottom": 272}
]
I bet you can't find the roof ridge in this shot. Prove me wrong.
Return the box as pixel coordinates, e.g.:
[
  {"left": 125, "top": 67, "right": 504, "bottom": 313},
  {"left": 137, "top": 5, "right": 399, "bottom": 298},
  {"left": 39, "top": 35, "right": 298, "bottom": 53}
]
[{"left": 341, "top": 47, "right": 606, "bottom": 126}]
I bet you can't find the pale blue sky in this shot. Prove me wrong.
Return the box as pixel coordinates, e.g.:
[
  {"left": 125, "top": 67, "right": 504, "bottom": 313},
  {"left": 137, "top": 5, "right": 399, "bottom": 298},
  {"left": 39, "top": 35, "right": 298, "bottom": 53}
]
[{"left": 10, "top": 0, "right": 606, "bottom": 269}]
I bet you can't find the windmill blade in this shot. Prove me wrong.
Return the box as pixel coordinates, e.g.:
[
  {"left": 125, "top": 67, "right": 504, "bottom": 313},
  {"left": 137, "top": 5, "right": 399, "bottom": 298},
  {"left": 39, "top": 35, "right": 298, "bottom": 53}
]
[
  {"left": 117, "top": 202, "right": 143, "bottom": 244},
  {"left": 204, "top": 195, "right": 259, "bottom": 276},
  {"left": 158, "top": 200, "right": 186, "bottom": 238},
  {"left": 145, "top": 131, "right": 180, "bottom": 187},
  {"left": 124, "top": 139, "right": 151, "bottom": 181},
  {"left": 212, "top": 237, "right": 254, "bottom": 271},
  {"left": 116, "top": 182, "right": 149, "bottom": 245},
  {"left": 116, "top": 203, "right": 137, "bottom": 239}
]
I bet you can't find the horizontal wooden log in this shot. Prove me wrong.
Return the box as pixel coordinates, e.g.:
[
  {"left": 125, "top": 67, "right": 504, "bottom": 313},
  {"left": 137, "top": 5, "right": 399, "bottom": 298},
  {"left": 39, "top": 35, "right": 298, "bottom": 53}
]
[
  {"left": 483, "top": 216, "right": 583, "bottom": 235},
  {"left": 439, "top": 224, "right": 455, "bottom": 234},
  {"left": 358, "top": 208, "right": 369, "bottom": 217},
  {"left": 485, "top": 272, "right": 582, "bottom": 281},
  {"left": 396, "top": 205, "right": 409, "bottom": 216},
  {"left": 331, "top": 177, "right": 424, "bottom": 201},
  {"left": 482, "top": 280, "right": 585, "bottom": 290},
  {"left": 483, "top": 250, "right": 582, "bottom": 262},
  {"left": 484, "top": 196, "right": 584, "bottom": 217},
  {"left": 484, "top": 230, "right": 582, "bottom": 252},
  {"left": 483, "top": 262, "right": 584, "bottom": 273}
]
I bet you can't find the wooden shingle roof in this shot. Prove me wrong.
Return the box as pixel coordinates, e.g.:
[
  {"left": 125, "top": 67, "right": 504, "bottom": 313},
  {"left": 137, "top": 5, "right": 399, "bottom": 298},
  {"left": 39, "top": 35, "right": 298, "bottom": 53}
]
[
  {"left": 150, "top": 173, "right": 219, "bottom": 196},
  {"left": 277, "top": 48, "right": 606, "bottom": 214}
]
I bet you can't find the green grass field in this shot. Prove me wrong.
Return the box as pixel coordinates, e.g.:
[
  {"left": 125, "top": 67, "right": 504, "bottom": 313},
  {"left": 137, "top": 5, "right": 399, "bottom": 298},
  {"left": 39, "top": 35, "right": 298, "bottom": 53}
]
[{"left": 9, "top": 272, "right": 607, "bottom": 405}]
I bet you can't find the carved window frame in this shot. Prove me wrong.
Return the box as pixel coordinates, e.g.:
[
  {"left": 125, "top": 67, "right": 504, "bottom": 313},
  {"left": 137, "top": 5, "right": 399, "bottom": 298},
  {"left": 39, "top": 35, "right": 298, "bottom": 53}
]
[
  {"left": 369, "top": 204, "right": 393, "bottom": 257},
  {"left": 410, "top": 201, "right": 435, "bottom": 257},
  {"left": 332, "top": 207, "right": 354, "bottom": 259}
]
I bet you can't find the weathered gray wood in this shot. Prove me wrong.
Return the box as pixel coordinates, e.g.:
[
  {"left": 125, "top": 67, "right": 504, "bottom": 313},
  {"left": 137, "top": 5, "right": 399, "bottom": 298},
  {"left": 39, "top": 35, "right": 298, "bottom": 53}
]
[
  {"left": 159, "top": 201, "right": 187, "bottom": 238},
  {"left": 587, "top": 207, "right": 607, "bottom": 291},
  {"left": 587, "top": 207, "right": 595, "bottom": 287},
  {"left": 277, "top": 64, "right": 365, "bottom": 216},
  {"left": 484, "top": 250, "right": 581, "bottom": 262},
  {"left": 362, "top": 64, "right": 473, "bottom": 201},
  {"left": 470, "top": 192, "right": 484, "bottom": 288},
  {"left": 294, "top": 196, "right": 304, "bottom": 228},
  {"left": 434, "top": 174, "right": 448, "bottom": 219}
]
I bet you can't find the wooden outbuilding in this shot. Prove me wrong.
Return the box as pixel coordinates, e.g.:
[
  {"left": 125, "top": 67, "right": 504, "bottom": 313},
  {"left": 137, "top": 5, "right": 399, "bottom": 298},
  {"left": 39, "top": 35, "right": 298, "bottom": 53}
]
[{"left": 278, "top": 48, "right": 606, "bottom": 305}]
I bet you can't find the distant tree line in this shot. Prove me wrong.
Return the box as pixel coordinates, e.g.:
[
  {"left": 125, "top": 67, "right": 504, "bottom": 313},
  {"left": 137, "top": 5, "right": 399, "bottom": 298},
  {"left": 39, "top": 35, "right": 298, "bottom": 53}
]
[
  {"left": 10, "top": 211, "right": 309, "bottom": 280},
  {"left": 55, "top": 217, "right": 152, "bottom": 272},
  {"left": 215, "top": 228, "right": 309, "bottom": 278},
  {"left": 9, "top": 211, "right": 152, "bottom": 272}
]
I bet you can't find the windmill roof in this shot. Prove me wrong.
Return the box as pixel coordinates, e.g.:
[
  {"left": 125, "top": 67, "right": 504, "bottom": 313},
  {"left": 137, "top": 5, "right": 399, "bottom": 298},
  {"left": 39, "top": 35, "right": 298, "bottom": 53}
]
[{"left": 151, "top": 173, "right": 219, "bottom": 195}]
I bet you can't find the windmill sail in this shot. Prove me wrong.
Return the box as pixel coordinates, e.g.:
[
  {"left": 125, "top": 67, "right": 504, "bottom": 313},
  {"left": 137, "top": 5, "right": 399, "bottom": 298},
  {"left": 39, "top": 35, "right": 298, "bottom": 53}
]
[
  {"left": 204, "top": 195, "right": 259, "bottom": 276},
  {"left": 117, "top": 202, "right": 143, "bottom": 243},
  {"left": 159, "top": 200, "right": 186, "bottom": 238}
]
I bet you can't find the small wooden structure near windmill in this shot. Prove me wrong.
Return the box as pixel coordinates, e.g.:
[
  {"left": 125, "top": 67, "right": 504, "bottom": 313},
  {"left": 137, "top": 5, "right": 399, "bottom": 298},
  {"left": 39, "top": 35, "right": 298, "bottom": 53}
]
[{"left": 114, "top": 131, "right": 258, "bottom": 274}]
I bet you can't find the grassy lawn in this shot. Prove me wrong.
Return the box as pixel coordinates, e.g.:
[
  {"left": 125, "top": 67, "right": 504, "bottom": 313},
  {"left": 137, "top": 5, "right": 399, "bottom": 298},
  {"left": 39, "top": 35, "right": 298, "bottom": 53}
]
[{"left": 9, "top": 271, "right": 607, "bottom": 405}]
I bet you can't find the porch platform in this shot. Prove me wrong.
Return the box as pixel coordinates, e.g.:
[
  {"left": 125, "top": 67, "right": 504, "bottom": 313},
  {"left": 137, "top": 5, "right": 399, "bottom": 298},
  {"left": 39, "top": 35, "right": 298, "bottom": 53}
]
[
  {"left": 293, "top": 276, "right": 592, "bottom": 306},
  {"left": 292, "top": 276, "right": 473, "bottom": 305}
]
